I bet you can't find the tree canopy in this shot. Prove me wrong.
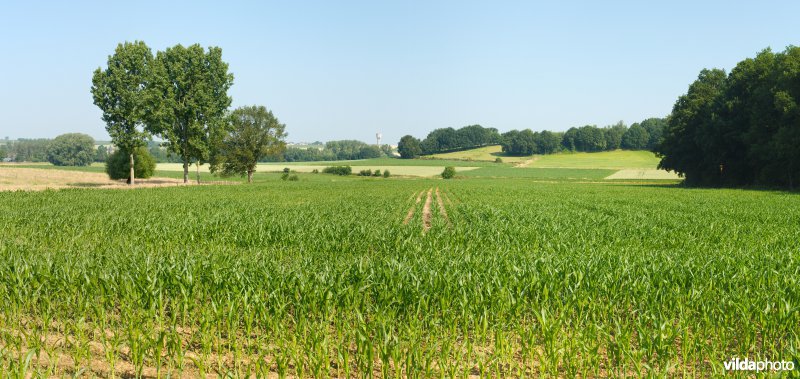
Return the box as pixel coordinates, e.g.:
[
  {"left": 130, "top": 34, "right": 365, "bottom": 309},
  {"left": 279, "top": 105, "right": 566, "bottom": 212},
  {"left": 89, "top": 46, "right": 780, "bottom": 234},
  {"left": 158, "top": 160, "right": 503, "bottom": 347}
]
[
  {"left": 7, "top": 139, "right": 51, "bottom": 162},
  {"left": 46, "top": 133, "right": 95, "bottom": 166},
  {"left": 91, "top": 40, "right": 157, "bottom": 184},
  {"left": 406, "top": 120, "right": 666, "bottom": 159},
  {"left": 621, "top": 124, "right": 650, "bottom": 150},
  {"left": 106, "top": 146, "right": 156, "bottom": 181},
  {"left": 148, "top": 44, "right": 234, "bottom": 183},
  {"left": 91, "top": 41, "right": 154, "bottom": 154},
  {"left": 398, "top": 135, "right": 422, "bottom": 159},
  {"left": 210, "top": 106, "right": 287, "bottom": 183},
  {"left": 656, "top": 46, "right": 800, "bottom": 188},
  {"left": 418, "top": 125, "right": 500, "bottom": 155}
]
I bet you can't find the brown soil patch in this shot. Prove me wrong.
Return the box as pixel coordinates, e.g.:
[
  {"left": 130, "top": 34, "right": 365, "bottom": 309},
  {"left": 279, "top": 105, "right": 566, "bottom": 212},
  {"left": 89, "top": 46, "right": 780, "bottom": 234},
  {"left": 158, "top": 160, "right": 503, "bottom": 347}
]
[
  {"left": 0, "top": 167, "right": 230, "bottom": 191},
  {"left": 422, "top": 188, "right": 433, "bottom": 232},
  {"left": 513, "top": 156, "right": 539, "bottom": 168}
]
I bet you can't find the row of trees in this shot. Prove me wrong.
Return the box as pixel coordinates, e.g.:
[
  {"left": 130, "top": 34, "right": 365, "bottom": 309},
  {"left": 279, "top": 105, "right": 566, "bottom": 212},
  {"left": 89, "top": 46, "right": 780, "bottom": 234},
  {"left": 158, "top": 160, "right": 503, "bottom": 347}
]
[
  {"left": 397, "top": 125, "right": 501, "bottom": 159},
  {"left": 1, "top": 138, "right": 183, "bottom": 165},
  {"left": 657, "top": 46, "right": 800, "bottom": 188},
  {"left": 558, "top": 120, "right": 664, "bottom": 153},
  {"left": 507, "top": 120, "right": 664, "bottom": 155},
  {"left": 2, "top": 139, "right": 51, "bottom": 162},
  {"left": 418, "top": 125, "right": 501, "bottom": 154},
  {"left": 92, "top": 41, "right": 285, "bottom": 184},
  {"left": 0, "top": 134, "right": 100, "bottom": 166},
  {"left": 275, "top": 142, "right": 392, "bottom": 162},
  {"left": 397, "top": 119, "right": 665, "bottom": 158}
]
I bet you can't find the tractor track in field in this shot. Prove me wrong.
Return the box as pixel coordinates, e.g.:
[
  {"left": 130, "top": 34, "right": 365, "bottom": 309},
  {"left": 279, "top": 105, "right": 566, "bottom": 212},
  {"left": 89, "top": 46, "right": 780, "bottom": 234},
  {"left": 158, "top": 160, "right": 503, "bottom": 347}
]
[
  {"left": 422, "top": 188, "right": 433, "bottom": 231},
  {"left": 404, "top": 187, "right": 452, "bottom": 232}
]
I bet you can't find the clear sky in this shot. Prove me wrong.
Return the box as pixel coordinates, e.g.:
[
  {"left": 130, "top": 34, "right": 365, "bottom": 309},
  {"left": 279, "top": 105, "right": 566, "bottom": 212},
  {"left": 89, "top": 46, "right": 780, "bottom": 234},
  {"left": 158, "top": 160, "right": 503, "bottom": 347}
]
[{"left": 1, "top": 1, "right": 798, "bottom": 144}]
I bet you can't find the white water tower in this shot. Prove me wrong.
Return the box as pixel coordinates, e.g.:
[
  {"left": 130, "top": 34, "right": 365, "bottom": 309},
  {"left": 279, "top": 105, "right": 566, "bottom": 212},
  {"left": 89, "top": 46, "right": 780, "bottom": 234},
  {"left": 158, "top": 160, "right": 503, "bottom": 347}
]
[{"left": 376, "top": 132, "right": 382, "bottom": 146}]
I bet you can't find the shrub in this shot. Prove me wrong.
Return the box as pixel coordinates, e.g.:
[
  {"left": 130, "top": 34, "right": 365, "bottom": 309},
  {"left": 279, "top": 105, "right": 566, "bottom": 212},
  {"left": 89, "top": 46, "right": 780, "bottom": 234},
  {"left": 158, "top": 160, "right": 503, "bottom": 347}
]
[
  {"left": 358, "top": 169, "right": 373, "bottom": 176},
  {"left": 322, "top": 166, "right": 352, "bottom": 176},
  {"left": 441, "top": 166, "right": 456, "bottom": 179},
  {"left": 288, "top": 174, "right": 299, "bottom": 181},
  {"left": 312, "top": 169, "right": 319, "bottom": 174},
  {"left": 372, "top": 169, "right": 382, "bottom": 177},
  {"left": 495, "top": 157, "right": 503, "bottom": 163},
  {"left": 283, "top": 167, "right": 290, "bottom": 173},
  {"left": 281, "top": 173, "right": 289, "bottom": 180},
  {"left": 106, "top": 147, "right": 156, "bottom": 181},
  {"left": 383, "top": 170, "right": 390, "bottom": 178}
]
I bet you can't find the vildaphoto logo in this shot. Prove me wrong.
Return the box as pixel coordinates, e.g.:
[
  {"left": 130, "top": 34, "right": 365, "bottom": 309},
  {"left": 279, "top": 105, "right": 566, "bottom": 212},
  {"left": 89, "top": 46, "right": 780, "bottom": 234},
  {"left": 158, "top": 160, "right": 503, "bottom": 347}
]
[{"left": 723, "top": 357, "right": 795, "bottom": 372}]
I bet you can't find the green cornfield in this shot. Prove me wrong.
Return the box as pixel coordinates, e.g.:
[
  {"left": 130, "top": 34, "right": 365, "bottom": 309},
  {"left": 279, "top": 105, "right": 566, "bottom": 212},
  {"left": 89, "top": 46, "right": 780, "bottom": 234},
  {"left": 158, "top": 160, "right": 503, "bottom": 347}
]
[{"left": 0, "top": 177, "right": 798, "bottom": 377}]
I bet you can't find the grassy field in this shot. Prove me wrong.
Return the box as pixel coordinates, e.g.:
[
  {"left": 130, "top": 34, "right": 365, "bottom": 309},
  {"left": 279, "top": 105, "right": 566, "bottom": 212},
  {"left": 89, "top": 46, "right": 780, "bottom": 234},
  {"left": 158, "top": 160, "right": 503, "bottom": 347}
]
[
  {"left": 0, "top": 175, "right": 797, "bottom": 377},
  {"left": 529, "top": 150, "right": 662, "bottom": 169},
  {"left": 460, "top": 166, "right": 617, "bottom": 180}
]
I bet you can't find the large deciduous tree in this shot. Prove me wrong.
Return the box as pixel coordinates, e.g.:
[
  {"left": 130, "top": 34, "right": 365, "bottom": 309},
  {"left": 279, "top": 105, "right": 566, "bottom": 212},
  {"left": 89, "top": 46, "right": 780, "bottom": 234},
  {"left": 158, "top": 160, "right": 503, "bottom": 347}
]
[
  {"left": 397, "top": 135, "right": 422, "bottom": 159},
  {"left": 656, "top": 69, "right": 727, "bottom": 186},
  {"left": 210, "top": 106, "right": 287, "bottom": 183},
  {"left": 46, "top": 133, "right": 96, "bottom": 166},
  {"left": 149, "top": 44, "right": 234, "bottom": 183},
  {"left": 91, "top": 41, "right": 156, "bottom": 185}
]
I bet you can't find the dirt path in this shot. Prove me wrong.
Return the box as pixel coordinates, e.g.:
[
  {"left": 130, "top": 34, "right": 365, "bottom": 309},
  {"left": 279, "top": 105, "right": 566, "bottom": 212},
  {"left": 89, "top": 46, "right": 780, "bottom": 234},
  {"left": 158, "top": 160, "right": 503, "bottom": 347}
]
[
  {"left": 404, "top": 188, "right": 452, "bottom": 230},
  {"left": 513, "top": 156, "right": 538, "bottom": 168},
  {"left": 422, "top": 188, "right": 433, "bottom": 232}
]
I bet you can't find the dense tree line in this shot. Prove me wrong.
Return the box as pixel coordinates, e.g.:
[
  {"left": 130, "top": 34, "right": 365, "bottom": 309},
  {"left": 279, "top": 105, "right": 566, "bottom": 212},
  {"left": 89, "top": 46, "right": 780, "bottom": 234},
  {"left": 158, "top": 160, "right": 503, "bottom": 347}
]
[
  {"left": 6, "top": 139, "right": 51, "bottom": 162},
  {"left": 501, "top": 129, "right": 563, "bottom": 155},
  {"left": 656, "top": 47, "right": 800, "bottom": 188},
  {"left": 397, "top": 125, "right": 500, "bottom": 158},
  {"left": 265, "top": 141, "right": 389, "bottom": 162},
  {"left": 418, "top": 125, "right": 501, "bottom": 154},
  {"left": 501, "top": 120, "right": 666, "bottom": 156},
  {"left": 399, "top": 121, "right": 665, "bottom": 158}
]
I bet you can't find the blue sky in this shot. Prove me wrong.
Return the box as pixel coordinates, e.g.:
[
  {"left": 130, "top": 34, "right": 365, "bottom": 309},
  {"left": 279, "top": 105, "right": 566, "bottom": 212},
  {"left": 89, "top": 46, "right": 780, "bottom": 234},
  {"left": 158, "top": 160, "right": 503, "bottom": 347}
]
[{"left": 1, "top": 1, "right": 798, "bottom": 144}]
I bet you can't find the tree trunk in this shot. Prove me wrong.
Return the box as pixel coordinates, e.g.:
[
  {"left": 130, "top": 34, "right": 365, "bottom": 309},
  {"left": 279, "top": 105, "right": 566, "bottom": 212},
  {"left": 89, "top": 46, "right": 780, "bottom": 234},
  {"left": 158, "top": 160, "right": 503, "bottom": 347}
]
[
  {"left": 183, "top": 160, "right": 189, "bottom": 183},
  {"left": 196, "top": 162, "right": 201, "bottom": 184},
  {"left": 129, "top": 153, "right": 135, "bottom": 186},
  {"left": 247, "top": 170, "right": 253, "bottom": 183}
]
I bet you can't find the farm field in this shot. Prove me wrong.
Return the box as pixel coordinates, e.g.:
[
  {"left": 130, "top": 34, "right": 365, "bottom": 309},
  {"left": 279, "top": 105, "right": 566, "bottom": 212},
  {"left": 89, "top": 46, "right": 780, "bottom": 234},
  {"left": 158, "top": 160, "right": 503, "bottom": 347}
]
[
  {"left": 0, "top": 177, "right": 797, "bottom": 377},
  {"left": 529, "top": 150, "right": 662, "bottom": 169},
  {"left": 250, "top": 157, "right": 497, "bottom": 168},
  {"left": 605, "top": 169, "right": 682, "bottom": 180},
  {"left": 426, "top": 145, "right": 530, "bottom": 163},
  {"left": 0, "top": 167, "right": 197, "bottom": 191}
]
